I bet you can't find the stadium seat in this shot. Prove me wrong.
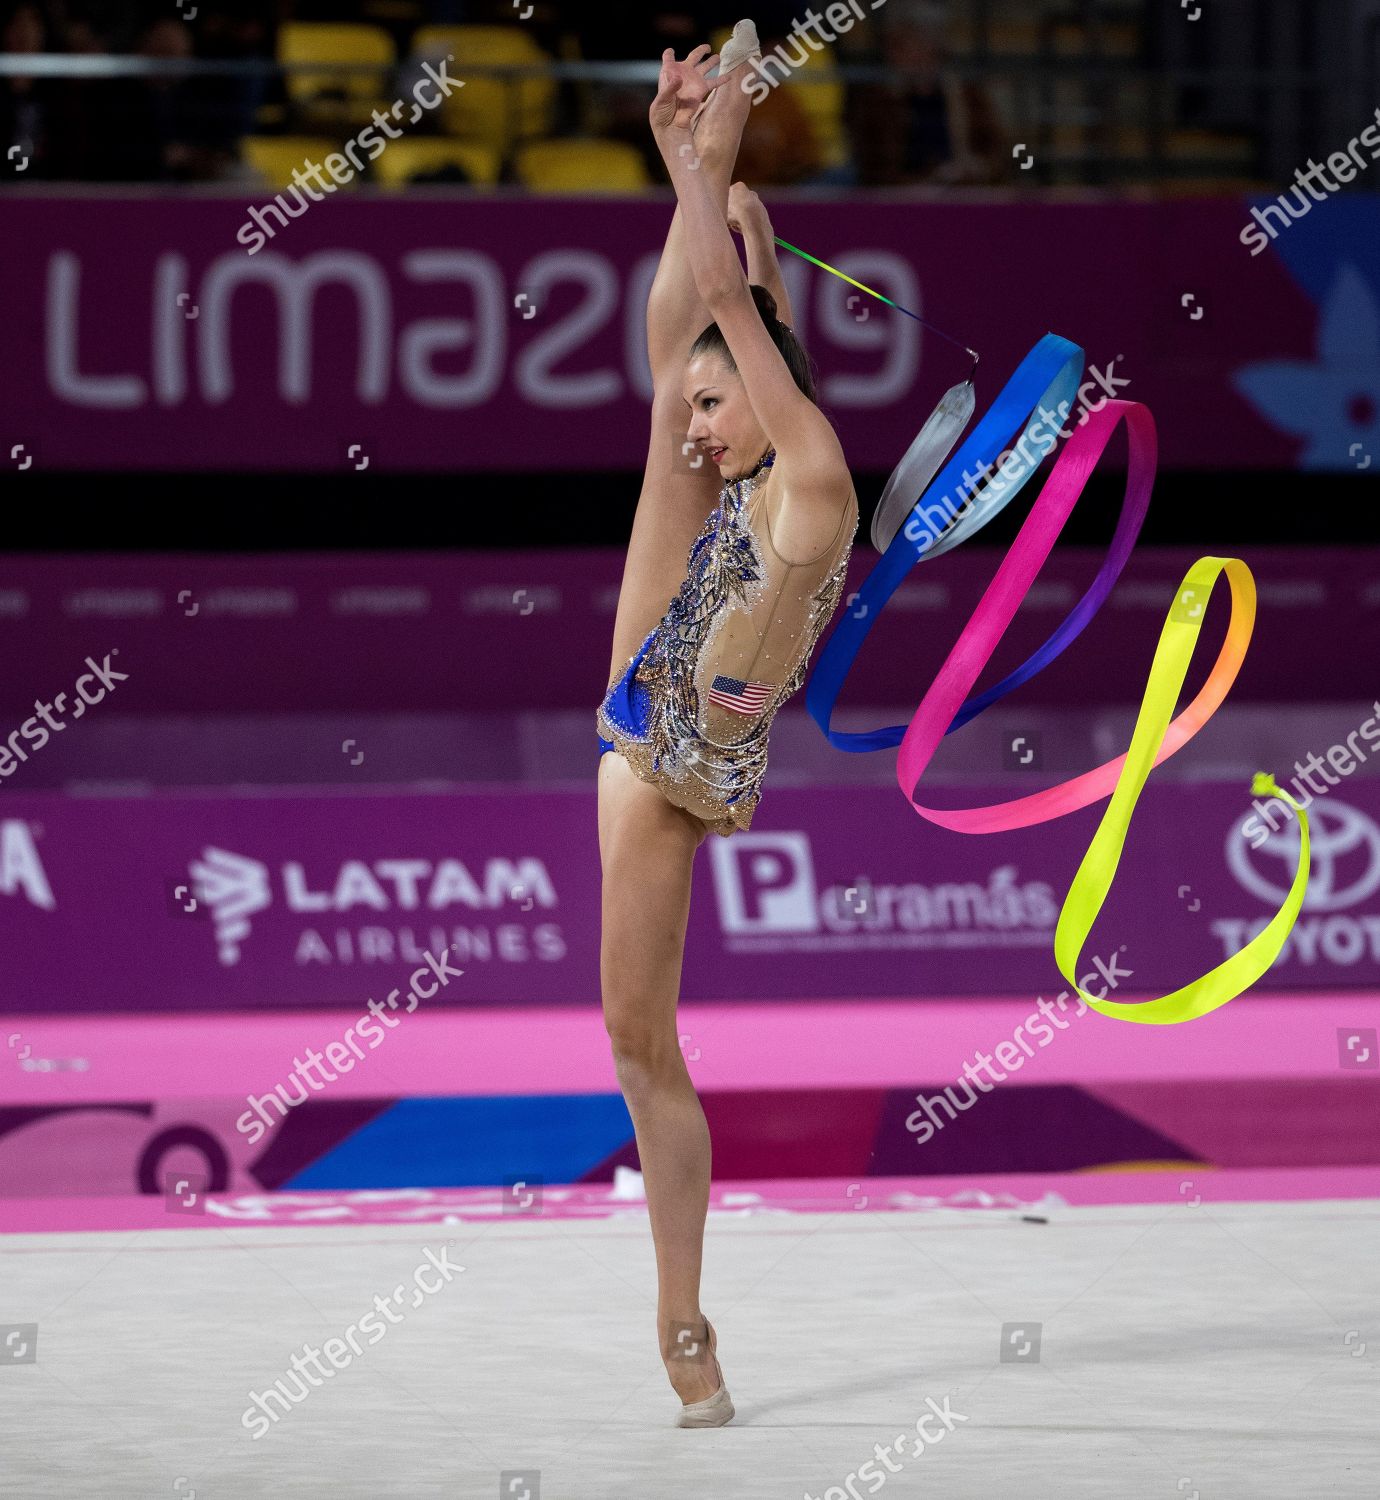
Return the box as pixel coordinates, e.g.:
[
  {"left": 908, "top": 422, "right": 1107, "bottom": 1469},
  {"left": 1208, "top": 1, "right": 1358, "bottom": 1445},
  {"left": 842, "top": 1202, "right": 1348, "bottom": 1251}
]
[
  {"left": 513, "top": 139, "right": 651, "bottom": 192},
  {"left": 241, "top": 136, "right": 350, "bottom": 190},
  {"left": 412, "top": 25, "right": 556, "bottom": 156},
  {"left": 369, "top": 139, "right": 502, "bottom": 187},
  {"left": 278, "top": 22, "right": 396, "bottom": 129}
]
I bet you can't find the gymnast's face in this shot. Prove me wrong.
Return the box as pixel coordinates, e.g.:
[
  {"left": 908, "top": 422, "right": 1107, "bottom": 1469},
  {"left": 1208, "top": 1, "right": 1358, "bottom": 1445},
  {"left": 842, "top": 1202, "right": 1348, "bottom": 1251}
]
[{"left": 683, "top": 353, "right": 769, "bottom": 481}]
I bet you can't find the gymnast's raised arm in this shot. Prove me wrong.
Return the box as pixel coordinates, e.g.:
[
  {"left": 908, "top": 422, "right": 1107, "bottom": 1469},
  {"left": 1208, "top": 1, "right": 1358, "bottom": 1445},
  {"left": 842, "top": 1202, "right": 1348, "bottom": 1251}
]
[
  {"left": 649, "top": 49, "right": 851, "bottom": 517},
  {"left": 727, "top": 181, "right": 794, "bottom": 330}
]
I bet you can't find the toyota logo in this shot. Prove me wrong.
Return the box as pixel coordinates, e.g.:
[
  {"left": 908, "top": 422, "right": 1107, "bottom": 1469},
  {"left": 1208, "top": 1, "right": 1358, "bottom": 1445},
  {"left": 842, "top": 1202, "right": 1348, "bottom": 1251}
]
[{"left": 1228, "top": 801, "right": 1380, "bottom": 912}]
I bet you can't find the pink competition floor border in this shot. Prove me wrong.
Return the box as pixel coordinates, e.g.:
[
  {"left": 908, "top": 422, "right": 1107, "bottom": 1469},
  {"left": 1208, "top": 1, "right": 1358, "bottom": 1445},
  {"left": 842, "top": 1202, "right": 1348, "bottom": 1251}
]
[
  {"left": 4, "top": 995, "right": 1377, "bottom": 1234},
  {"left": 4, "top": 992, "right": 1379, "bottom": 1106}
]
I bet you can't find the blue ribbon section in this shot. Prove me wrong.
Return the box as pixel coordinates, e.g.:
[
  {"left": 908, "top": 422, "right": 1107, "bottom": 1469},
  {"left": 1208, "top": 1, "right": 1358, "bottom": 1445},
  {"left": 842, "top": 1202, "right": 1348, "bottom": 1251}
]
[{"left": 806, "top": 334, "right": 1085, "bottom": 753}]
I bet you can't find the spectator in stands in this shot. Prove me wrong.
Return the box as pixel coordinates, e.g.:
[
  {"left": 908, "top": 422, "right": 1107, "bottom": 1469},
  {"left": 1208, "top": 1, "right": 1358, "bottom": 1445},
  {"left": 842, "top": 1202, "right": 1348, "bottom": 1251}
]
[
  {"left": 0, "top": 0, "right": 100, "bottom": 179},
  {"left": 575, "top": 8, "right": 711, "bottom": 177},
  {"left": 1, "top": 3, "right": 53, "bottom": 176},
  {"left": 847, "top": 0, "right": 1005, "bottom": 186},
  {"left": 135, "top": 16, "right": 241, "bottom": 179},
  {"left": 2, "top": 1, "right": 247, "bottom": 181},
  {"left": 90, "top": 16, "right": 242, "bottom": 180},
  {"left": 195, "top": 0, "right": 283, "bottom": 147}
]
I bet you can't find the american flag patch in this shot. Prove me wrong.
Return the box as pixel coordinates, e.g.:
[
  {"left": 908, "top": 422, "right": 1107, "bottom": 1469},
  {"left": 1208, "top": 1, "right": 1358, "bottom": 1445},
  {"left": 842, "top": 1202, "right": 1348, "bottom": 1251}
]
[{"left": 708, "top": 675, "right": 774, "bottom": 715}]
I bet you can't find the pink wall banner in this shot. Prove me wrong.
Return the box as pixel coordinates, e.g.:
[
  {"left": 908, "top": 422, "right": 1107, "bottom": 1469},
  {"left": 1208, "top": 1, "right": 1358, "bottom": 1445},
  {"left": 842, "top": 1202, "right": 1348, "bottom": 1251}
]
[
  {"left": 2, "top": 777, "right": 1376, "bottom": 1013},
  {"left": 1, "top": 191, "right": 1360, "bottom": 473}
]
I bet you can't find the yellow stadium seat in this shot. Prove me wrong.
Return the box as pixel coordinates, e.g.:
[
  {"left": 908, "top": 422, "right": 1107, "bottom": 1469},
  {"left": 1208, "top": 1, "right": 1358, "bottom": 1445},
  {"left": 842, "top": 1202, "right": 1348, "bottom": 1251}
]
[
  {"left": 241, "top": 136, "right": 348, "bottom": 190},
  {"left": 513, "top": 139, "right": 650, "bottom": 193},
  {"left": 712, "top": 26, "right": 848, "bottom": 171},
  {"left": 278, "top": 23, "right": 395, "bottom": 127},
  {"left": 412, "top": 25, "right": 556, "bottom": 155},
  {"left": 370, "top": 138, "right": 502, "bottom": 187}
]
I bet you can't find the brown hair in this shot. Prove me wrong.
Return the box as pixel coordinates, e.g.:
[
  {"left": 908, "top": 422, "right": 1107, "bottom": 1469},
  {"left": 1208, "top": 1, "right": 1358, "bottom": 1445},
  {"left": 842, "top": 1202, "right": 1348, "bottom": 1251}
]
[{"left": 689, "top": 283, "right": 818, "bottom": 403}]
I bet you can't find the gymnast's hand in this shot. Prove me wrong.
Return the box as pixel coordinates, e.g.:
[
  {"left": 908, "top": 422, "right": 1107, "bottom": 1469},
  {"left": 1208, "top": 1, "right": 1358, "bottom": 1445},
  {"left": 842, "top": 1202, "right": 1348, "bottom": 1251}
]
[
  {"left": 726, "top": 181, "right": 765, "bottom": 237},
  {"left": 649, "top": 43, "right": 726, "bottom": 136}
]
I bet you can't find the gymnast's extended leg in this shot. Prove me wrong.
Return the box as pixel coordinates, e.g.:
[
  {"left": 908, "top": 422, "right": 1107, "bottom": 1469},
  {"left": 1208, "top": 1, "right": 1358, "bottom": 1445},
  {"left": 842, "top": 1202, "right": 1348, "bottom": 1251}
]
[{"left": 604, "top": 43, "right": 756, "bottom": 683}]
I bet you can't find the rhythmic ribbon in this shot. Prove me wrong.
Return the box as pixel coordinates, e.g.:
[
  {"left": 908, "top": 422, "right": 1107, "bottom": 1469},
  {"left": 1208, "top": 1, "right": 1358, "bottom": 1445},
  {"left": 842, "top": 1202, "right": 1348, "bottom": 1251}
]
[
  {"left": 770, "top": 263, "right": 1310, "bottom": 1018},
  {"left": 808, "top": 332, "right": 1088, "bottom": 751},
  {"left": 890, "top": 442, "right": 1312, "bottom": 1018}
]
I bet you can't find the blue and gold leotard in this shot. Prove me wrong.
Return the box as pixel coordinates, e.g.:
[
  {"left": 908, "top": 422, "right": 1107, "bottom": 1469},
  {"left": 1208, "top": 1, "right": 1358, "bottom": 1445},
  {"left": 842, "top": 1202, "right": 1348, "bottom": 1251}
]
[{"left": 597, "top": 448, "right": 856, "bottom": 836}]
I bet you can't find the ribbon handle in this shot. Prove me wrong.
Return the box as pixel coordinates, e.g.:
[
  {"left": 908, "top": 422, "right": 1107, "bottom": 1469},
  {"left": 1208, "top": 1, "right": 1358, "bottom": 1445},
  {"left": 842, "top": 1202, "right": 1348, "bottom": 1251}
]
[
  {"left": 807, "top": 334, "right": 1084, "bottom": 753},
  {"left": 870, "top": 377, "right": 976, "bottom": 554}
]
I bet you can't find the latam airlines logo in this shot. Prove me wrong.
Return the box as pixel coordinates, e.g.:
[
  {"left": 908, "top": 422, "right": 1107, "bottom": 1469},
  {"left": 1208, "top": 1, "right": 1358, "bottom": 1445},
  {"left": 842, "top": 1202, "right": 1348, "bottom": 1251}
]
[
  {"left": 187, "top": 847, "right": 558, "bottom": 966},
  {"left": 188, "top": 848, "right": 272, "bottom": 965},
  {"left": 708, "top": 833, "right": 1057, "bottom": 951},
  {"left": 1220, "top": 801, "right": 1380, "bottom": 965}
]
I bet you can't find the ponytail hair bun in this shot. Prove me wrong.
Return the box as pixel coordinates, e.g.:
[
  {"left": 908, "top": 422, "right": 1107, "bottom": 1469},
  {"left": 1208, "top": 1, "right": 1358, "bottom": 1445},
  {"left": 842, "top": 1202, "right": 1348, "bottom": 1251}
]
[
  {"left": 689, "top": 282, "right": 818, "bottom": 403},
  {"left": 749, "top": 283, "right": 780, "bottom": 325}
]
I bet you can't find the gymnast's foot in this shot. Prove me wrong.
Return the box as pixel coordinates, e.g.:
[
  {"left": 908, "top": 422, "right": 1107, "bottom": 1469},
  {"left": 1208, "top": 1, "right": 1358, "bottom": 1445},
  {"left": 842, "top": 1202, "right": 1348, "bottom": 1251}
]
[
  {"left": 718, "top": 17, "right": 762, "bottom": 74},
  {"left": 662, "top": 1314, "right": 731, "bottom": 1416},
  {"left": 691, "top": 18, "right": 759, "bottom": 141}
]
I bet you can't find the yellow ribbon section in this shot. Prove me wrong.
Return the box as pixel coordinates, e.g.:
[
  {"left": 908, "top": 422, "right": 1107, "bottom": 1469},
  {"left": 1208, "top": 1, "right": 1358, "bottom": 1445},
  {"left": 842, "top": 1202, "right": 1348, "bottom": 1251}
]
[{"left": 1055, "top": 556, "right": 1312, "bottom": 1023}]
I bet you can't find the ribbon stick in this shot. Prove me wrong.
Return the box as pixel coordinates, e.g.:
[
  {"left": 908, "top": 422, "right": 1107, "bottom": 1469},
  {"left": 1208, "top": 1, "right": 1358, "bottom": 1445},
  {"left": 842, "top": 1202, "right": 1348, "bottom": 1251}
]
[
  {"left": 771, "top": 235, "right": 978, "bottom": 366},
  {"left": 767, "top": 236, "right": 988, "bottom": 555}
]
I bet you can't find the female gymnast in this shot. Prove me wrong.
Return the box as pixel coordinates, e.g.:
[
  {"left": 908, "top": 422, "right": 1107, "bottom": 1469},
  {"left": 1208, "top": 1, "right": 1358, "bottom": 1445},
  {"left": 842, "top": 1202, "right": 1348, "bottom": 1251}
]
[{"left": 595, "top": 22, "right": 859, "bottom": 1428}]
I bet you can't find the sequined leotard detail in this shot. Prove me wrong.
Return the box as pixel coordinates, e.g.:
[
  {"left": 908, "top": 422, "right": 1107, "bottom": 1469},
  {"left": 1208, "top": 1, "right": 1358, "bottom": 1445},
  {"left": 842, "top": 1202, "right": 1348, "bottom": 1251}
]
[{"left": 597, "top": 449, "right": 856, "bottom": 836}]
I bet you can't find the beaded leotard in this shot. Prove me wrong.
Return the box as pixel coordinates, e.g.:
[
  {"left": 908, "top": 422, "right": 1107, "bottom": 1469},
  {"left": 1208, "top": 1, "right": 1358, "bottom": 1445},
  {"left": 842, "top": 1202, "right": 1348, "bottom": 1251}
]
[{"left": 597, "top": 448, "right": 857, "bottom": 837}]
